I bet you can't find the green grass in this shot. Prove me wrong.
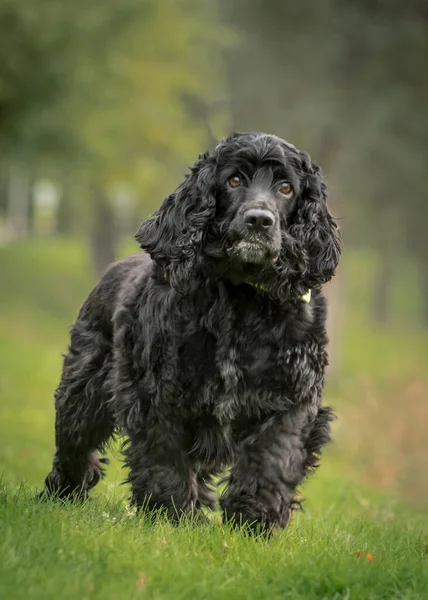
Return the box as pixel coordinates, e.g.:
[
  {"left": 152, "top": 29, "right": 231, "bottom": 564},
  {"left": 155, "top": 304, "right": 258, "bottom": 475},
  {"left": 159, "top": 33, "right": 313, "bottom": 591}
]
[
  {"left": 1, "top": 237, "right": 427, "bottom": 600},
  {"left": 1, "top": 485, "right": 427, "bottom": 600}
]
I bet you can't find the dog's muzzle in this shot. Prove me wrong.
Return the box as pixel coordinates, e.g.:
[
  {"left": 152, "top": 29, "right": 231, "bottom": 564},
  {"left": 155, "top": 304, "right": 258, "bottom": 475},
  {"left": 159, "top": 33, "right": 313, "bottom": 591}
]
[
  {"left": 227, "top": 235, "right": 280, "bottom": 265},
  {"left": 227, "top": 203, "right": 281, "bottom": 266}
]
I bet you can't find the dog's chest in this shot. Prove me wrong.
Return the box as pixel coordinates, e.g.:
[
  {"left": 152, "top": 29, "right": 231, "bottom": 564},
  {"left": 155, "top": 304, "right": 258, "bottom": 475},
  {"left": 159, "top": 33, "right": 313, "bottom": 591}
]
[{"left": 176, "top": 312, "right": 321, "bottom": 423}]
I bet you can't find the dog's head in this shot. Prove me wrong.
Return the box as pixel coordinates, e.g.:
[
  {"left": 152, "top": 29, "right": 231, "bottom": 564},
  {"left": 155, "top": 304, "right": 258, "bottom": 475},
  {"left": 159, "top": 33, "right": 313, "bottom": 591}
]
[{"left": 136, "top": 132, "right": 341, "bottom": 301}]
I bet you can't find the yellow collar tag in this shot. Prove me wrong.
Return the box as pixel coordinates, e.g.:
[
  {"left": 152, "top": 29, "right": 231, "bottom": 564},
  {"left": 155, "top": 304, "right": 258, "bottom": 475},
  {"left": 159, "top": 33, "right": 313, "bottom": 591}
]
[{"left": 301, "top": 289, "right": 311, "bottom": 303}]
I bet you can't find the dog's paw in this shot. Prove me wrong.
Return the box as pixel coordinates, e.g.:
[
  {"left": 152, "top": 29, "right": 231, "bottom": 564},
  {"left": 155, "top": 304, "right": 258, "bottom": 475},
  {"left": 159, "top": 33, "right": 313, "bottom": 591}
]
[
  {"left": 221, "top": 492, "right": 291, "bottom": 535},
  {"left": 84, "top": 452, "right": 109, "bottom": 489}
]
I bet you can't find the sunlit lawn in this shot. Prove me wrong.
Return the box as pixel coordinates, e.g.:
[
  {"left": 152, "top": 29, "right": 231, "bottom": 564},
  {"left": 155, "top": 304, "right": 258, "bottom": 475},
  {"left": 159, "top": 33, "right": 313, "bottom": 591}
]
[{"left": 1, "top": 238, "right": 427, "bottom": 600}]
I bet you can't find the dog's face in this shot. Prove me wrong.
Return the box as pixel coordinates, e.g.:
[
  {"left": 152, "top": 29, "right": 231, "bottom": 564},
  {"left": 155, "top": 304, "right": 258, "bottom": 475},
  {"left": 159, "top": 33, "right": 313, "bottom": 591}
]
[
  {"left": 208, "top": 134, "right": 304, "bottom": 283},
  {"left": 136, "top": 132, "right": 341, "bottom": 301}
]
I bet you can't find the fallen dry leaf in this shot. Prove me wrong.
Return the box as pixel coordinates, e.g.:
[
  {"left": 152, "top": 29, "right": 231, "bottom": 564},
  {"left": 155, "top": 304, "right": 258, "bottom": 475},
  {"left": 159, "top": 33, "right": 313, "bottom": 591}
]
[
  {"left": 354, "top": 551, "right": 375, "bottom": 561},
  {"left": 136, "top": 574, "right": 148, "bottom": 589},
  {"left": 18, "top": 448, "right": 34, "bottom": 457}
]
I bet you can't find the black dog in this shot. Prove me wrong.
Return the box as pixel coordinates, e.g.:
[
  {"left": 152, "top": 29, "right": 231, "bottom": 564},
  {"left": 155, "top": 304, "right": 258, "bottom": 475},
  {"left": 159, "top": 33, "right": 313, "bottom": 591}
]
[{"left": 42, "top": 132, "right": 341, "bottom": 531}]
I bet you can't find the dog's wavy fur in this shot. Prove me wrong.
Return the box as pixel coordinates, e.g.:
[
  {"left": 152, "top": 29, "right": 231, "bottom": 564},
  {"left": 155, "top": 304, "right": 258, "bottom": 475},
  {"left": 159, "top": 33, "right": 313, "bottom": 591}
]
[{"left": 42, "top": 132, "right": 341, "bottom": 531}]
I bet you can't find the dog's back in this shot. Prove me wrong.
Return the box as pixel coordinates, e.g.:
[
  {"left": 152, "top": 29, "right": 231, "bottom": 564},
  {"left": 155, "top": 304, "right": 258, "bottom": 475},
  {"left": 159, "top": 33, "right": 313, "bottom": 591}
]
[{"left": 75, "top": 253, "right": 151, "bottom": 336}]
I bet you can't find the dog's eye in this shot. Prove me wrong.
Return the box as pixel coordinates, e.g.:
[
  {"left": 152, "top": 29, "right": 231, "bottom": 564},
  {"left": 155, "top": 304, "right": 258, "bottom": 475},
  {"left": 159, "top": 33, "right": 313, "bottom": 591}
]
[
  {"left": 228, "top": 175, "right": 241, "bottom": 188},
  {"left": 279, "top": 183, "right": 293, "bottom": 197}
]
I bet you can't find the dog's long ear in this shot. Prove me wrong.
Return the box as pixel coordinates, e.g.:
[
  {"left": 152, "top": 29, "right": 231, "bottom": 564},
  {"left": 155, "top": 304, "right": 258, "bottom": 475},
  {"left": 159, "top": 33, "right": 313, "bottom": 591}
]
[
  {"left": 135, "top": 153, "right": 217, "bottom": 292},
  {"left": 293, "top": 151, "right": 341, "bottom": 288},
  {"left": 277, "top": 151, "right": 341, "bottom": 299}
]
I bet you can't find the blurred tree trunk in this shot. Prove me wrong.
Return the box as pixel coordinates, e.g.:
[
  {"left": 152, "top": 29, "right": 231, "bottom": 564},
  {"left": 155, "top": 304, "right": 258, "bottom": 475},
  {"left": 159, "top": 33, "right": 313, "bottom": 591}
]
[
  {"left": 420, "top": 260, "right": 428, "bottom": 328},
  {"left": 27, "top": 173, "right": 36, "bottom": 237},
  {"left": 323, "top": 185, "right": 344, "bottom": 377},
  {"left": 371, "top": 206, "right": 400, "bottom": 326},
  {"left": 56, "top": 181, "right": 73, "bottom": 235},
  {"left": 0, "top": 171, "right": 7, "bottom": 244},
  {"left": 372, "top": 249, "right": 393, "bottom": 326},
  {"left": 0, "top": 171, "right": 7, "bottom": 218},
  {"left": 7, "top": 164, "right": 30, "bottom": 240},
  {"left": 325, "top": 268, "right": 343, "bottom": 377},
  {"left": 89, "top": 183, "right": 116, "bottom": 278}
]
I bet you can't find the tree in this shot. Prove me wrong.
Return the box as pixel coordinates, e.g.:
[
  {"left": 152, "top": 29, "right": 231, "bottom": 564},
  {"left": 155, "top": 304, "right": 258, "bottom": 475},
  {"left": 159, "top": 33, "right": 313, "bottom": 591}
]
[{"left": 0, "top": 0, "right": 230, "bottom": 274}]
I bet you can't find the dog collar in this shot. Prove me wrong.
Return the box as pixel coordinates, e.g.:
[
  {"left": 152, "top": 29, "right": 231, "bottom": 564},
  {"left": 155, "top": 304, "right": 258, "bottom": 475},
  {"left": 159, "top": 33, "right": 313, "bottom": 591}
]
[{"left": 247, "top": 282, "right": 311, "bottom": 303}]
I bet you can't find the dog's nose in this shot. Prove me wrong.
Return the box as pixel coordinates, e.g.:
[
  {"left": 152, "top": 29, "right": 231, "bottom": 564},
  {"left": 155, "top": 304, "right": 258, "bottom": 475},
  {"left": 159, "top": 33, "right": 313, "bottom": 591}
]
[{"left": 244, "top": 209, "right": 275, "bottom": 231}]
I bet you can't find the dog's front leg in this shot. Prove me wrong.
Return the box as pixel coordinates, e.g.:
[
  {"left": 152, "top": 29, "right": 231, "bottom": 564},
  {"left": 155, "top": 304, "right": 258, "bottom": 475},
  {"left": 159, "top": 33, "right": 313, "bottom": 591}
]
[
  {"left": 124, "top": 425, "right": 199, "bottom": 521},
  {"left": 221, "top": 411, "right": 309, "bottom": 532}
]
